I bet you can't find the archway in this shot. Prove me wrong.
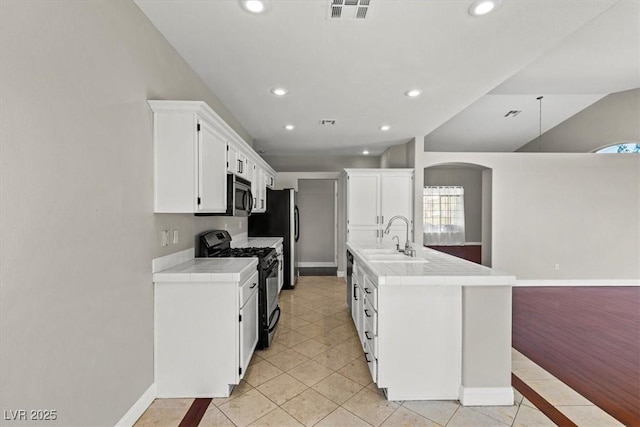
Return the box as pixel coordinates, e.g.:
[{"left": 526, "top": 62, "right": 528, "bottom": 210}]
[{"left": 423, "top": 163, "right": 493, "bottom": 267}]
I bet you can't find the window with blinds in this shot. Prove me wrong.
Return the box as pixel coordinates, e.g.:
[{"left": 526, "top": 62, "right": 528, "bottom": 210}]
[{"left": 423, "top": 186, "right": 465, "bottom": 245}]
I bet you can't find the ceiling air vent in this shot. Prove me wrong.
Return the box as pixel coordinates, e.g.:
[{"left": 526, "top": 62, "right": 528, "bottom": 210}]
[
  {"left": 329, "top": 0, "right": 371, "bottom": 20},
  {"left": 319, "top": 119, "right": 336, "bottom": 126},
  {"left": 504, "top": 110, "right": 522, "bottom": 118}
]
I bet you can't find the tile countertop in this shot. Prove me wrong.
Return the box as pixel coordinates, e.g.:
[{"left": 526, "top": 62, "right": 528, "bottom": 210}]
[
  {"left": 347, "top": 241, "right": 516, "bottom": 287},
  {"left": 153, "top": 258, "right": 258, "bottom": 283},
  {"left": 233, "top": 236, "right": 283, "bottom": 249}
]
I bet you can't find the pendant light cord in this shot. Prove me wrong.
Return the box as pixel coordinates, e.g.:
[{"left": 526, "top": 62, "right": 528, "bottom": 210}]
[{"left": 537, "top": 96, "right": 544, "bottom": 151}]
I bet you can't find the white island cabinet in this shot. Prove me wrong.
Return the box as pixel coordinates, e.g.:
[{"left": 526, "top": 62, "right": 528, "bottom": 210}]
[
  {"left": 154, "top": 258, "right": 259, "bottom": 398},
  {"left": 347, "top": 242, "right": 515, "bottom": 405}
]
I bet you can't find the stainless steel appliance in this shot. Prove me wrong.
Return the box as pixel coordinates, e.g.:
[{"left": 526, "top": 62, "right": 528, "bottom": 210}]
[
  {"left": 198, "top": 174, "right": 253, "bottom": 217},
  {"left": 198, "top": 230, "right": 279, "bottom": 348},
  {"left": 346, "top": 250, "right": 353, "bottom": 311},
  {"left": 248, "top": 188, "right": 299, "bottom": 289}
]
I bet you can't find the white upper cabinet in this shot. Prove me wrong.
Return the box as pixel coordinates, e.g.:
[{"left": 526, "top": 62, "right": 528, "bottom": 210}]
[
  {"left": 227, "top": 141, "right": 249, "bottom": 180},
  {"left": 380, "top": 174, "right": 412, "bottom": 224},
  {"left": 149, "top": 101, "right": 276, "bottom": 214},
  {"left": 347, "top": 173, "right": 380, "bottom": 226},
  {"left": 344, "top": 169, "right": 413, "bottom": 242},
  {"left": 265, "top": 172, "right": 275, "bottom": 189},
  {"left": 198, "top": 121, "right": 227, "bottom": 212},
  {"left": 227, "top": 142, "right": 238, "bottom": 175}
]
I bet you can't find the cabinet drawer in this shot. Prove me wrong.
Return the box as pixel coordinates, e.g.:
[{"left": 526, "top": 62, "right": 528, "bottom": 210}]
[
  {"left": 239, "top": 271, "right": 259, "bottom": 308},
  {"left": 363, "top": 297, "right": 377, "bottom": 338},
  {"left": 364, "top": 341, "right": 377, "bottom": 383},
  {"left": 363, "top": 316, "right": 377, "bottom": 358},
  {"left": 362, "top": 279, "right": 377, "bottom": 309}
]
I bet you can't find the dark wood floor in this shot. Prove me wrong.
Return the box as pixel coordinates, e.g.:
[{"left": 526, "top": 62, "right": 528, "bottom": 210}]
[{"left": 513, "top": 286, "right": 640, "bottom": 426}]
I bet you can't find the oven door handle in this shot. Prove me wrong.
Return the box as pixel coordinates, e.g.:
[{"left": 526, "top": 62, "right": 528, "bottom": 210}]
[
  {"left": 267, "top": 306, "right": 281, "bottom": 333},
  {"left": 265, "top": 259, "right": 279, "bottom": 272}
]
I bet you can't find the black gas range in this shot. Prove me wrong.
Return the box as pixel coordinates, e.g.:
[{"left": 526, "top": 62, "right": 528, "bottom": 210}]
[{"left": 198, "top": 230, "right": 280, "bottom": 349}]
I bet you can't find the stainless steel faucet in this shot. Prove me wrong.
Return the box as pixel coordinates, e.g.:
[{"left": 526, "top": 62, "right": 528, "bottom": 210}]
[
  {"left": 392, "top": 235, "right": 400, "bottom": 251},
  {"left": 384, "top": 215, "right": 414, "bottom": 256}
]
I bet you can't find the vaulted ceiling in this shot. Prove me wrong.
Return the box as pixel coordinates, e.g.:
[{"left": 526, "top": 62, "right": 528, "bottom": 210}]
[{"left": 135, "top": 0, "right": 639, "bottom": 156}]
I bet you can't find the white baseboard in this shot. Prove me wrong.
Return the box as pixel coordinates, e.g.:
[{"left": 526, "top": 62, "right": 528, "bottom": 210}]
[
  {"left": 298, "top": 262, "right": 337, "bottom": 267},
  {"left": 515, "top": 279, "right": 639, "bottom": 287},
  {"left": 115, "top": 383, "right": 156, "bottom": 427},
  {"left": 459, "top": 385, "right": 514, "bottom": 406}
]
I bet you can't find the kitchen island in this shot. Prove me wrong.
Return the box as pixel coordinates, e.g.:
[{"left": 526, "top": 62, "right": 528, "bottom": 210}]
[{"left": 346, "top": 241, "right": 515, "bottom": 405}]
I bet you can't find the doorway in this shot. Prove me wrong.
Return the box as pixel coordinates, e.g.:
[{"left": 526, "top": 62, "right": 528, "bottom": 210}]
[
  {"left": 297, "top": 179, "right": 337, "bottom": 275},
  {"left": 423, "top": 164, "right": 492, "bottom": 267}
]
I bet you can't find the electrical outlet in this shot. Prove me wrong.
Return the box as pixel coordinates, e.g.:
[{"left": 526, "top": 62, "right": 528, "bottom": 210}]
[
  {"left": 161, "top": 230, "right": 169, "bottom": 247},
  {"left": 224, "top": 223, "right": 228, "bottom": 230},
  {"left": 172, "top": 229, "right": 179, "bottom": 244},
  {"left": 554, "top": 263, "right": 560, "bottom": 271}
]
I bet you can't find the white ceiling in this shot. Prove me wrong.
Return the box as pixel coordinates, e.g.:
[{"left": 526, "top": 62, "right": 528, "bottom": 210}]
[{"left": 135, "top": 0, "right": 639, "bottom": 156}]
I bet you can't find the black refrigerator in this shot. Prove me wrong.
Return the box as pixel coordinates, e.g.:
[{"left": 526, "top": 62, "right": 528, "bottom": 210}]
[{"left": 249, "top": 188, "right": 299, "bottom": 289}]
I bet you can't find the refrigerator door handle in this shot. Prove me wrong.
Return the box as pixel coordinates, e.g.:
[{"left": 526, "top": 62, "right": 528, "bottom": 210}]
[{"left": 294, "top": 205, "right": 300, "bottom": 242}]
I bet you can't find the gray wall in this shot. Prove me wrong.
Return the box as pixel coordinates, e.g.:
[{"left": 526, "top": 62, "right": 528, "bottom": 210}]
[
  {"left": 297, "top": 180, "right": 336, "bottom": 264},
  {"left": 423, "top": 167, "right": 484, "bottom": 243},
  {"left": 0, "top": 1, "right": 252, "bottom": 425},
  {"left": 379, "top": 143, "right": 410, "bottom": 168},
  {"left": 517, "top": 88, "right": 640, "bottom": 152},
  {"left": 414, "top": 152, "right": 640, "bottom": 280},
  {"left": 263, "top": 155, "right": 379, "bottom": 172}
]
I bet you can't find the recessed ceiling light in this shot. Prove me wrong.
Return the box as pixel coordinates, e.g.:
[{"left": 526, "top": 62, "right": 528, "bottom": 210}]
[
  {"left": 468, "top": 0, "right": 501, "bottom": 16},
  {"left": 284, "top": 124, "right": 295, "bottom": 131},
  {"left": 363, "top": 150, "right": 370, "bottom": 155},
  {"left": 405, "top": 89, "right": 423, "bottom": 98},
  {"left": 380, "top": 125, "right": 390, "bottom": 131},
  {"left": 240, "top": 0, "right": 268, "bottom": 14},
  {"left": 271, "top": 87, "right": 288, "bottom": 96}
]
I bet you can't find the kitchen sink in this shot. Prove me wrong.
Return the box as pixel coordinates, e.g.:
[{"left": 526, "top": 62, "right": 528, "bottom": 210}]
[
  {"left": 360, "top": 248, "right": 399, "bottom": 254},
  {"left": 364, "top": 253, "right": 429, "bottom": 263}
]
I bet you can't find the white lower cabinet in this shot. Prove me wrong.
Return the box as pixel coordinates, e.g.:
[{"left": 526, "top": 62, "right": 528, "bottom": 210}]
[
  {"left": 155, "top": 269, "right": 259, "bottom": 398},
  {"left": 239, "top": 275, "right": 259, "bottom": 378},
  {"left": 351, "top": 261, "right": 461, "bottom": 400}
]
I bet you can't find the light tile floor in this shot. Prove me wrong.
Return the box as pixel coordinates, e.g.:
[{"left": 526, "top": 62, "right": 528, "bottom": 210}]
[{"left": 136, "top": 276, "right": 621, "bottom": 427}]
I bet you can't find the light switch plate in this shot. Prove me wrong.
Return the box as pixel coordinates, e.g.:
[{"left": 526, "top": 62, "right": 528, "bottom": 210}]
[
  {"left": 161, "top": 230, "right": 169, "bottom": 247},
  {"left": 172, "top": 229, "right": 179, "bottom": 244}
]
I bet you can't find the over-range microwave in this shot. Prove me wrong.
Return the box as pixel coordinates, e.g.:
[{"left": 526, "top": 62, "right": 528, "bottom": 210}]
[{"left": 197, "top": 174, "right": 253, "bottom": 217}]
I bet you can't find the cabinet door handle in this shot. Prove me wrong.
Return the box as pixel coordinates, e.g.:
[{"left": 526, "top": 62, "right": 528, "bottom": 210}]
[
  {"left": 376, "top": 215, "right": 379, "bottom": 224},
  {"left": 381, "top": 215, "right": 384, "bottom": 224},
  {"left": 364, "top": 352, "right": 372, "bottom": 363},
  {"left": 354, "top": 284, "right": 358, "bottom": 301},
  {"left": 364, "top": 287, "right": 371, "bottom": 294},
  {"left": 376, "top": 230, "right": 379, "bottom": 238},
  {"left": 250, "top": 283, "right": 257, "bottom": 289},
  {"left": 365, "top": 331, "right": 372, "bottom": 340},
  {"left": 364, "top": 309, "right": 372, "bottom": 318},
  {"left": 238, "top": 159, "right": 243, "bottom": 174}
]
